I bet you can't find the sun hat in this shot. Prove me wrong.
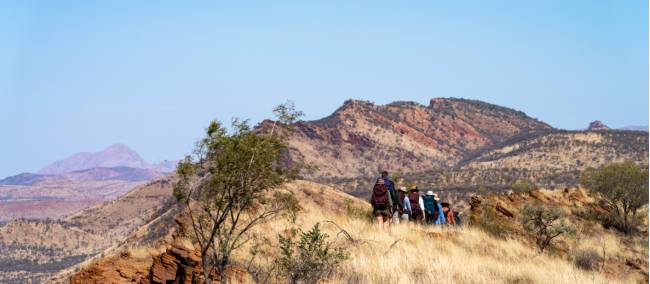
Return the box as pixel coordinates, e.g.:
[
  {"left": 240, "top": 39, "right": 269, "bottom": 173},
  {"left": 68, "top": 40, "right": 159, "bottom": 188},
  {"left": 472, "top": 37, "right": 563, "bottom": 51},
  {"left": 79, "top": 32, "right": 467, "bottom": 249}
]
[
  {"left": 426, "top": 190, "right": 434, "bottom": 196},
  {"left": 409, "top": 184, "right": 418, "bottom": 190}
]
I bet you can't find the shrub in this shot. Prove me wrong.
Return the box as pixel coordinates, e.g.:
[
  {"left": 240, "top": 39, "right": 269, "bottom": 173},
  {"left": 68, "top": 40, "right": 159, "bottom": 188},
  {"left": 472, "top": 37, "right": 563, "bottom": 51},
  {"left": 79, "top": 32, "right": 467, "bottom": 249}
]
[
  {"left": 520, "top": 202, "right": 575, "bottom": 252},
  {"left": 574, "top": 249, "right": 602, "bottom": 271},
  {"left": 277, "top": 223, "right": 349, "bottom": 284},
  {"left": 511, "top": 180, "right": 536, "bottom": 194},
  {"left": 581, "top": 162, "right": 649, "bottom": 234}
]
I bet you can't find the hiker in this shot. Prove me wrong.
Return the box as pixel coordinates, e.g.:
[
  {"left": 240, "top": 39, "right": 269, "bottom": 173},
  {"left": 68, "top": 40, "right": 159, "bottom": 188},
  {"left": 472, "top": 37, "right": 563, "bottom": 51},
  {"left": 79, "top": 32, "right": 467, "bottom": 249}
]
[
  {"left": 454, "top": 211, "right": 462, "bottom": 226},
  {"left": 422, "top": 191, "right": 438, "bottom": 224},
  {"left": 406, "top": 185, "right": 425, "bottom": 222},
  {"left": 434, "top": 194, "right": 446, "bottom": 225},
  {"left": 381, "top": 171, "right": 399, "bottom": 224},
  {"left": 441, "top": 202, "right": 456, "bottom": 225},
  {"left": 370, "top": 178, "right": 393, "bottom": 229},
  {"left": 397, "top": 186, "right": 409, "bottom": 221}
]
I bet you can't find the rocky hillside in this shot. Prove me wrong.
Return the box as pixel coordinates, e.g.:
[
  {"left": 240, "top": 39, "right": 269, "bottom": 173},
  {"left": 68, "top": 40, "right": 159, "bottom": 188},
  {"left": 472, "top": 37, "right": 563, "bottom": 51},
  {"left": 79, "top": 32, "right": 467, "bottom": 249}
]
[
  {"left": 269, "top": 98, "right": 552, "bottom": 178},
  {"left": 65, "top": 181, "right": 647, "bottom": 283},
  {"left": 260, "top": 98, "right": 646, "bottom": 196},
  {"left": 332, "top": 130, "right": 648, "bottom": 197},
  {"left": 0, "top": 177, "right": 176, "bottom": 283},
  {"left": 0, "top": 166, "right": 165, "bottom": 221}
]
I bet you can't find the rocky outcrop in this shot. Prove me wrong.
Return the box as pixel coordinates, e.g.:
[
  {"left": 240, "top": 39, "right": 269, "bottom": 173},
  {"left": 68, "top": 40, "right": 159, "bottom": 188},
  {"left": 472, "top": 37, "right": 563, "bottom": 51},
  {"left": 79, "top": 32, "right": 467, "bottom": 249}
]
[
  {"left": 587, "top": 120, "right": 610, "bottom": 131},
  {"left": 149, "top": 242, "right": 203, "bottom": 284}
]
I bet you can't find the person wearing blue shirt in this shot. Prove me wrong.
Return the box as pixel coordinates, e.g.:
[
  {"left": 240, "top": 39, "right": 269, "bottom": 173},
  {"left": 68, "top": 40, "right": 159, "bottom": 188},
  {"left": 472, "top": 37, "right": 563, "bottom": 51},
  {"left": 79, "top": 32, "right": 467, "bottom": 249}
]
[{"left": 434, "top": 194, "right": 446, "bottom": 225}]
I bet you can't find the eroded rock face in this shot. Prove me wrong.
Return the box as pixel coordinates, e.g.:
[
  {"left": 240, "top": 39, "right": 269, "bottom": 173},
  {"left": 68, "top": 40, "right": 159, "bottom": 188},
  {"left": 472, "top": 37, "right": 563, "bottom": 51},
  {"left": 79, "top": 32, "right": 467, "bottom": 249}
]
[
  {"left": 258, "top": 98, "right": 552, "bottom": 179},
  {"left": 149, "top": 242, "right": 203, "bottom": 284}
]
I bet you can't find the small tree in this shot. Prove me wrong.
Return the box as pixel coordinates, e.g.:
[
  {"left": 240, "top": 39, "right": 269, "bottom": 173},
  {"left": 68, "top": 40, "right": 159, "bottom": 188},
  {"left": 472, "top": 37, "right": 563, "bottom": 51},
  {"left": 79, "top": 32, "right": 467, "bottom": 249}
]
[
  {"left": 174, "top": 102, "right": 303, "bottom": 284},
  {"left": 520, "top": 202, "right": 575, "bottom": 252},
  {"left": 277, "top": 223, "right": 349, "bottom": 284},
  {"left": 581, "top": 162, "right": 649, "bottom": 234}
]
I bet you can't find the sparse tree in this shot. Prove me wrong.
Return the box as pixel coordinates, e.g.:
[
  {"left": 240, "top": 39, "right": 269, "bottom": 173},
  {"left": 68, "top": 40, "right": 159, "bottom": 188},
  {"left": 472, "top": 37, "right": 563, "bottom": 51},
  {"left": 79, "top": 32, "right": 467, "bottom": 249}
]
[
  {"left": 580, "top": 162, "right": 649, "bottom": 234},
  {"left": 520, "top": 202, "right": 575, "bottom": 252},
  {"left": 174, "top": 102, "right": 303, "bottom": 284}
]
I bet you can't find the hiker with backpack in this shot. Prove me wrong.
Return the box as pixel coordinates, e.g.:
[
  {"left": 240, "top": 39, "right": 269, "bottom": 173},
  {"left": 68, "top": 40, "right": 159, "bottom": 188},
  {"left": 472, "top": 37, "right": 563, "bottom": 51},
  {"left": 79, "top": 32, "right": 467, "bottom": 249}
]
[
  {"left": 406, "top": 185, "right": 425, "bottom": 223},
  {"left": 434, "top": 194, "right": 446, "bottom": 225},
  {"left": 381, "top": 171, "right": 399, "bottom": 224},
  {"left": 422, "top": 191, "right": 438, "bottom": 224},
  {"left": 397, "top": 186, "right": 409, "bottom": 221},
  {"left": 441, "top": 202, "right": 457, "bottom": 225},
  {"left": 370, "top": 178, "right": 393, "bottom": 229}
]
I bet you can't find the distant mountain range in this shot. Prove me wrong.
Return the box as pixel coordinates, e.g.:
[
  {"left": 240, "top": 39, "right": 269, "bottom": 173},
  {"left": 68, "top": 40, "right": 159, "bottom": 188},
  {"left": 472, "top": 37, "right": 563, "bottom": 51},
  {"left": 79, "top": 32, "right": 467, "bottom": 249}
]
[
  {"left": 621, "top": 125, "right": 649, "bottom": 132},
  {"left": 0, "top": 144, "right": 177, "bottom": 221},
  {"left": 37, "top": 143, "right": 176, "bottom": 175}
]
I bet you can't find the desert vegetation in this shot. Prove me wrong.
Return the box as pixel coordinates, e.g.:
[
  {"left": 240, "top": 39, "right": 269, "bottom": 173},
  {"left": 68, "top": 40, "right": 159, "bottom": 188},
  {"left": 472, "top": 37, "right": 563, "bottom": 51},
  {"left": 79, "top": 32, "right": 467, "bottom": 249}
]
[{"left": 581, "top": 161, "right": 649, "bottom": 234}]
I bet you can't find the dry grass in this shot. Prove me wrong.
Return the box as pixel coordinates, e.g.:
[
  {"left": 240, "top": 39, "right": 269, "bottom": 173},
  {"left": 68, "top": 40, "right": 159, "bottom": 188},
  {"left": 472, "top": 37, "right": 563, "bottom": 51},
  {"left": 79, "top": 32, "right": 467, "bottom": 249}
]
[{"left": 234, "top": 181, "right": 627, "bottom": 284}]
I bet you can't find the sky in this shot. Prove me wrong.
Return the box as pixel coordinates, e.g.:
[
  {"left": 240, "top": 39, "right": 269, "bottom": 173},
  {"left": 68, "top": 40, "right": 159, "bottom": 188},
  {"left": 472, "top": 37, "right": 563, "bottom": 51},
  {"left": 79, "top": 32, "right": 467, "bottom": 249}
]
[{"left": 1, "top": 0, "right": 648, "bottom": 177}]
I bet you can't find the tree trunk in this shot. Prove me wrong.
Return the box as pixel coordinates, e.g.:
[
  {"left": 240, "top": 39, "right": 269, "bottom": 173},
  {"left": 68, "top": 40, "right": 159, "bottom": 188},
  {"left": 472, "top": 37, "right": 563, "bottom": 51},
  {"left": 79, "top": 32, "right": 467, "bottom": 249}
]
[
  {"left": 202, "top": 255, "right": 212, "bottom": 284},
  {"left": 219, "top": 258, "right": 229, "bottom": 284}
]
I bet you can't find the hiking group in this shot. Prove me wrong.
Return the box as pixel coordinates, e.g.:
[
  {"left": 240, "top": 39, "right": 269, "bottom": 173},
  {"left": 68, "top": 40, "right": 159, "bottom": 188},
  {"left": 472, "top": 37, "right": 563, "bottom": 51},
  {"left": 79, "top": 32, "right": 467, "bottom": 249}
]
[{"left": 371, "top": 171, "right": 461, "bottom": 229}]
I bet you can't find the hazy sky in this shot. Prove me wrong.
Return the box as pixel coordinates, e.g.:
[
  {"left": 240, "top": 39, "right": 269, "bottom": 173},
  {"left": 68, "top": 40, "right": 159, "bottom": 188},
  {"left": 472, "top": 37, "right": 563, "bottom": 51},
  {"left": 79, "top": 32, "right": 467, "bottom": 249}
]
[{"left": 1, "top": 1, "right": 648, "bottom": 177}]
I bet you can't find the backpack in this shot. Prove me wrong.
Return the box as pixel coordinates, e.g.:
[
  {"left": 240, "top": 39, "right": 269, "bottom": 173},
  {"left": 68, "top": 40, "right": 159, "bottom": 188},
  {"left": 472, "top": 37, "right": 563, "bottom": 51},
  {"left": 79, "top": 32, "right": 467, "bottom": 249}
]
[
  {"left": 371, "top": 184, "right": 389, "bottom": 210},
  {"left": 408, "top": 191, "right": 421, "bottom": 211},
  {"left": 422, "top": 195, "right": 437, "bottom": 214},
  {"left": 397, "top": 191, "right": 406, "bottom": 212}
]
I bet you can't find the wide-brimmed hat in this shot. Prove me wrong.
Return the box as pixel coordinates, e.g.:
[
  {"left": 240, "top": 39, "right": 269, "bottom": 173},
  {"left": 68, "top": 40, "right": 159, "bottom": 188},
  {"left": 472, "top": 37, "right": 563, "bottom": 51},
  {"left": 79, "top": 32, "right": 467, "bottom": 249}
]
[
  {"left": 375, "top": 178, "right": 385, "bottom": 185},
  {"left": 409, "top": 184, "right": 418, "bottom": 191},
  {"left": 398, "top": 186, "right": 408, "bottom": 192}
]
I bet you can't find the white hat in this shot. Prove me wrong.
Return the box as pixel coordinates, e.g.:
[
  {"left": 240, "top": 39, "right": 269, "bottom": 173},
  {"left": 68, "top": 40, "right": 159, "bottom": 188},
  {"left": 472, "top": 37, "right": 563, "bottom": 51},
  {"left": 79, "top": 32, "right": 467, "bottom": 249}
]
[{"left": 426, "top": 190, "right": 434, "bottom": 196}]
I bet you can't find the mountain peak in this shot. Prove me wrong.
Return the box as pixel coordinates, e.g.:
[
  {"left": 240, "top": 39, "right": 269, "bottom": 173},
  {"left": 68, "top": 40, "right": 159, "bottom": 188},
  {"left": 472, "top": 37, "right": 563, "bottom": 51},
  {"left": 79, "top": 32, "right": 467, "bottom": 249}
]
[
  {"left": 38, "top": 144, "right": 150, "bottom": 175},
  {"left": 587, "top": 120, "right": 610, "bottom": 131}
]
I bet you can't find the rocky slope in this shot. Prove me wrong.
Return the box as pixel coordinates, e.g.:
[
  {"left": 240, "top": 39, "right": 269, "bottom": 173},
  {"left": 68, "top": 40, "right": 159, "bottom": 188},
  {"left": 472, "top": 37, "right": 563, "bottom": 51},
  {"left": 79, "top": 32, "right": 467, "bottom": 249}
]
[
  {"left": 65, "top": 181, "right": 647, "bottom": 284},
  {"left": 0, "top": 177, "right": 176, "bottom": 283},
  {"left": 262, "top": 98, "right": 646, "bottom": 196},
  {"left": 269, "top": 98, "right": 552, "bottom": 179},
  {"left": 0, "top": 166, "right": 165, "bottom": 221}
]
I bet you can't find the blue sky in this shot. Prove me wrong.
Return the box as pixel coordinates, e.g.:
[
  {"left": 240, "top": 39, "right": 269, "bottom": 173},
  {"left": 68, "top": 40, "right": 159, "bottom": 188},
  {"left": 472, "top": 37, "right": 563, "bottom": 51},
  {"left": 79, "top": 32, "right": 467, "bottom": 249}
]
[{"left": 1, "top": 1, "right": 647, "bottom": 177}]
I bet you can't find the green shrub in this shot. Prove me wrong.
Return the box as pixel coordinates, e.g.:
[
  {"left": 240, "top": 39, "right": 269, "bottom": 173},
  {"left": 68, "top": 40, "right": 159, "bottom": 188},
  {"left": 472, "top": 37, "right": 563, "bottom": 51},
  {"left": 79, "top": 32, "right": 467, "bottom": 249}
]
[
  {"left": 581, "top": 162, "right": 649, "bottom": 234},
  {"left": 520, "top": 202, "right": 575, "bottom": 252},
  {"left": 277, "top": 223, "right": 349, "bottom": 284}
]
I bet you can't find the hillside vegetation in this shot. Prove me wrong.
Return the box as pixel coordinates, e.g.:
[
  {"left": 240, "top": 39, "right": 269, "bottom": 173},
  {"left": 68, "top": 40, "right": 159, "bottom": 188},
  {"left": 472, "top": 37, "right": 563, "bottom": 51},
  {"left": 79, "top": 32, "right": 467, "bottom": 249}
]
[
  {"left": 65, "top": 181, "right": 647, "bottom": 283},
  {"left": 0, "top": 177, "right": 176, "bottom": 283}
]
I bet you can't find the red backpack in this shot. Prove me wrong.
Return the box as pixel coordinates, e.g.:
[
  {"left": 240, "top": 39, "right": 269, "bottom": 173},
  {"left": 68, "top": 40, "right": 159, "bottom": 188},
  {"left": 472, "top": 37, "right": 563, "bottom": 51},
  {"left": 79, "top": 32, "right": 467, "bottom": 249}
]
[
  {"left": 371, "top": 184, "right": 389, "bottom": 210},
  {"left": 408, "top": 191, "right": 421, "bottom": 211}
]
